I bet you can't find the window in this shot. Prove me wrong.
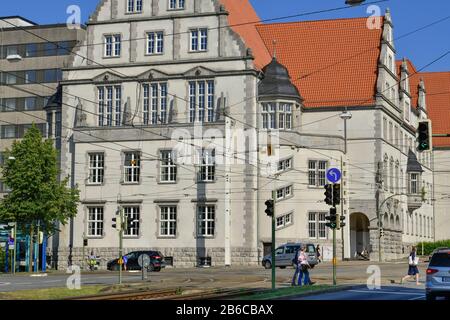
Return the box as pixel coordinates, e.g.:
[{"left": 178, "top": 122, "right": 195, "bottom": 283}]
[
  {"left": 276, "top": 185, "right": 292, "bottom": 201},
  {"left": 1, "top": 125, "right": 16, "bottom": 139},
  {"left": 25, "top": 70, "right": 36, "bottom": 84},
  {"left": 104, "top": 34, "right": 121, "bottom": 57},
  {"left": 262, "top": 103, "right": 276, "bottom": 129},
  {"left": 308, "top": 212, "right": 327, "bottom": 239},
  {"left": 146, "top": 32, "right": 164, "bottom": 55},
  {"left": 278, "top": 103, "right": 293, "bottom": 130},
  {"left": 190, "top": 28, "right": 208, "bottom": 52},
  {"left": 389, "top": 159, "right": 394, "bottom": 193},
  {"left": 47, "top": 113, "right": 53, "bottom": 138},
  {"left": 409, "top": 173, "right": 419, "bottom": 194},
  {"left": 199, "top": 149, "right": 215, "bottom": 182},
  {"left": 276, "top": 212, "right": 293, "bottom": 230},
  {"left": 383, "top": 156, "right": 388, "bottom": 190},
  {"left": 98, "top": 86, "right": 122, "bottom": 126},
  {"left": 308, "top": 160, "right": 327, "bottom": 186},
  {"left": 197, "top": 205, "right": 215, "bottom": 237},
  {"left": 0, "top": 152, "right": 4, "bottom": 166},
  {"left": 277, "top": 158, "right": 292, "bottom": 172},
  {"left": 388, "top": 122, "right": 393, "bottom": 143},
  {"left": 383, "top": 117, "right": 387, "bottom": 139},
  {"left": 123, "top": 206, "right": 140, "bottom": 236},
  {"left": 24, "top": 97, "right": 36, "bottom": 111},
  {"left": 57, "top": 41, "right": 71, "bottom": 55},
  {"left": 25, "top": 44, "right": 37, "bottom": 57},
  {"left": 143, "top": 83, "right": 167, "bottom": 125},
  {"left": 44, "top": 43, "right": 57, "bottom": 56},
  {"left": 87, "top": 207, "right": 104, "bottom": 237},
  {"left": 189, "top": 80, "right": 215, "bottom": 123},
  {"left": 6, "top": 46, "right": 18, "bottom": 56},
  {"left": 388, "top": 55, "right": 393, "bottom": 71},
  {"left": 43, "top": 69, "right": 62, "bottom": 83},
  {"left": 169, "top": 0, "right": 185, "bottom": 10},
  {"left": 160, "top": 150, "right": 177, "bottom": 182},
  {"left": 2, "top": 98, "right": 16, "bottom": 112},
  {"left": 88, "top": 153, "right": 104, "bottom": 184},
  {"left": 127, "top": 0, "right": 143, "bottom": 13},
  {"left": 160, "top": 206, "right": 177, "bottom": 237},
  {"left": 405, "top": 101, "right": 410, "bottom": 122},
  {"left": 123, "top": 152, "right": 140, "bottom": 183},
  {"left": 5, "top": 73, "right": 17, "bottom": 85}
]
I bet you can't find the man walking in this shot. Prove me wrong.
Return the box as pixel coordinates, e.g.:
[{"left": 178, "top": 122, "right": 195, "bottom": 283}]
[{"left": 291, "top": 248, "right": 301, "bottom": 286}]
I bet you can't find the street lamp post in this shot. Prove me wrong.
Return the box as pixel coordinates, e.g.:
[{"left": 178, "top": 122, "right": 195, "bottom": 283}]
[
  {"left": 7, "top": 157, "right": 17, "bottom": 274},
  {"left": 340, "top": 109, "right": 352, "bottom": 260}
]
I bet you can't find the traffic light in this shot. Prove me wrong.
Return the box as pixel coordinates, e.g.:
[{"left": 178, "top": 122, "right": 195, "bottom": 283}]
[
  {"left": 38, "top": 231, "right": 44, "bottom": 244},
  {"left": 333, "top": 184, "right": 341, "bottom": 206},
  {"left": 83, "top": 238, "right": 88, "bottom": 247},
  {"left": 417, "top": 120, "right": 432, "bottom": 152},
  {"left": 324, "top": 184, "right": 333, "bottom": 206},
  {"left": 380, "top": 228, "right": 384, "bottom": 238},
  {"left": 265, "top": 200, "right": 274, "bottom": 217},
  {"left": 326, "top": 207, "right": 337, "bottom": 229},
  {"left": 112, "top": 215, "right": 122, "bottom": 231},
  {"left": 340, "top": 215, "right": 346, "bottom": 228}
]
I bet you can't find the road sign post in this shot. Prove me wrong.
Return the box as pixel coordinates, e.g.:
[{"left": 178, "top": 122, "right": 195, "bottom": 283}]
[{"left": 138, "top": 254, "right": 150, "bottom": 281}]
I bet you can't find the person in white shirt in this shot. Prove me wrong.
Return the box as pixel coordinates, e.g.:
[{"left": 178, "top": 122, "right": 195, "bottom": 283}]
[{"left": 401, "top": 246, "right": 420, "bottom": 285}]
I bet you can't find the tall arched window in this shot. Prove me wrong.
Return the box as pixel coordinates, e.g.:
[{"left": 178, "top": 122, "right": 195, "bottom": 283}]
[
  {"left": 395, "top": 161, "right": 399, "bottom": 193},
  {"left": 383, "top": 155, "right": 388, "bottom": 190}
]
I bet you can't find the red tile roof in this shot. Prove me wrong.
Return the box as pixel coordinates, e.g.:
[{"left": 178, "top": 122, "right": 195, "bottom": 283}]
[
  {"left": 256, "top": 17, "right": 383, "bottom": 108},
  {"left": 420, "top": 72, "right": 450, "bottom": 147},
  {"left": 219, "top": 0, "right": 272, "bottom": 69}
]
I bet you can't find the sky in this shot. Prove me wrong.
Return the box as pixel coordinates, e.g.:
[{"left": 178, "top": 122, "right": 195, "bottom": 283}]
[{"left": 0, "top": 0, "right": 449, "bottom": 72}]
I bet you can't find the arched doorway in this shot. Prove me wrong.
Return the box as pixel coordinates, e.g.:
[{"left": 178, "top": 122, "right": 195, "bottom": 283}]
[{"left": 350, "top": 212, "right": 370, "bottom": 258}]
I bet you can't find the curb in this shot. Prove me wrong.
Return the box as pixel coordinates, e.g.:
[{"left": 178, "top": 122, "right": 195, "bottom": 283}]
[{"left": 269, "top": 284, "right": 366, "bottom": 300}]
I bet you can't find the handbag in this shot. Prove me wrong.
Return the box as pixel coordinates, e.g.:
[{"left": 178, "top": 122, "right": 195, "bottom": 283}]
[{"left": 301, "top": 264, "right": 309, "bottom": 272}]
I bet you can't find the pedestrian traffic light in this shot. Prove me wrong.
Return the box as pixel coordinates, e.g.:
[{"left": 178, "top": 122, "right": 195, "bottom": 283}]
[
  {"left": 265, "top": 200, "right": 274, "bottom": 217},
  {"left": 333, "top": 184, "right": 341, "bottom": 206},
  {"left": 326, "top": 207, "right": 337, "bottom": 229},
  {"left": 417, "top": 120, "right": 432, "bottom": 152},
  {"left": 324, "top": 184, "right": 333, "bottom": 206},
  {"left": 83, "top": 238, "right": 88, "bottom": 247},
  {"left": 112, "top": 215, "right": 122, "bottom": 231},
  {"left": 380, "top": 228, "right": 384, "bottom": 237}
]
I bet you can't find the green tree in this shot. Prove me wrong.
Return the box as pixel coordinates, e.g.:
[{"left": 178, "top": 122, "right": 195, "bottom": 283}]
[{"left": 0, "top": 124, "right": 79, "bottom": 235}]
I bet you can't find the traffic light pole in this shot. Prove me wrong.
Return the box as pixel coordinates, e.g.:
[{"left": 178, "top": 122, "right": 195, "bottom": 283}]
[
  {"left": 271, "top": 190, "right": 276, "bottom": 291},
  {"left": 332, "top": 183, "right": 337, "bottom": 286},
  {"left": 119, "top": 209, "right": 124, "bottom": 285}
]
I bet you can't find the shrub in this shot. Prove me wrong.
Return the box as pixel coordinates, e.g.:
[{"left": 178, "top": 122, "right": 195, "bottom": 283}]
[
  {"left": 0, "top": 246, "right": 5, "bottom": 271},
  {"left": 417, "top": 240, "right": 450, "bottom": 255}
]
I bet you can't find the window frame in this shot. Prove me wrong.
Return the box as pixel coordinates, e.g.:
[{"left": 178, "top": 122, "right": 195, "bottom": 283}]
[
  {"left": 123, "top": 151, "right": 141, "bottom": 184},
  {"left": 197, "top": 204, "right": 215, "bottom": 238},
  {"left": 88, "top": 152, "right": 105, "bottom": 185},
  {"left": 198, "top": 149, "right": 216, "bottom": 182},
  {"left": 104, "top": 34, "right": 122, "bottom": 58},
  {"left": 159, "top": 205, "right": 177, "bottom": 237},
  {"left": 190, "top": 28, "right": 208, "bottom": 52},
  {"left": 123, "top": 205, "right": 140, "bottom": 237},
  {"left": 188, "top": 80, "right": 215, "bottom": 123},
  {"left": 87, "top": 206, "right": 104, "bottom": 237},
  {"left": 308, "top": 159, "right": 328, "bottom": 187},
  {"left": 160, "top": 149, "right": 177, "bottom": 183},
  {"left": 146, "top": 31, "right": 164, "bottom": 55}
]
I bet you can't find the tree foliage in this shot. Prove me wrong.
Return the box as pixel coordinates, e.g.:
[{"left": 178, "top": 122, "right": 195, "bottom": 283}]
[{"left": 0, "top": 125, "right": 79, "bottom": 234}]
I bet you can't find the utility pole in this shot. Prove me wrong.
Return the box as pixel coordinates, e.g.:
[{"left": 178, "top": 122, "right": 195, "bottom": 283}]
[
  {"left": 119, "top": 208, "right": 124, "bottom": 285},
  {"left": 376, "top": 162, "right": 382, "bottom": 262},
  {"left": 271, "top": 189, "right": 276, "bottom": 291},
  {"left": 340, "top": 109, "right": 352, "bottom": 260}
]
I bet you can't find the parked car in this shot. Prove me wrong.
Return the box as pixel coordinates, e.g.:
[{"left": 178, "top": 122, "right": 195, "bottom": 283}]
[
  {"left": 107, "top": 250, "right": 166, "bottom": 272},
  {"left": 426, "top": 248, "right": 450, "bottom": 300},
  {"left": 262, "top": 243, "right": 318, "bottom": 269}
]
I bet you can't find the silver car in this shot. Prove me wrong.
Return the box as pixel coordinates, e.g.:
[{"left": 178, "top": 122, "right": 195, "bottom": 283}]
[
  {"left": 262, "top": 243, "right": 318, "bottom": 269},
  {"left": 426, "top": 248, "right": 450, "bottom": 300}
]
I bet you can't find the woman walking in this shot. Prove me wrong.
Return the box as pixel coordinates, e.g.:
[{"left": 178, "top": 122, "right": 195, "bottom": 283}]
[
  {"left": 298, "top": 246, "right": 314, "bottom": 286},
  {"left": 316, "top": 244, "right": 321, "bottom": 263},
  {"left": 401, "top": 246, "right": 420, "bottom": 285}
]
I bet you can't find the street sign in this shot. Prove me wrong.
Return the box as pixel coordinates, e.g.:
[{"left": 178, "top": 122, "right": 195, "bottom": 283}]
[
  {"left": 138, "top": 254, "right": 150, "bottom": 268},
  {"left": 326, "top": 168, "right": 341, "bottom": 183}
]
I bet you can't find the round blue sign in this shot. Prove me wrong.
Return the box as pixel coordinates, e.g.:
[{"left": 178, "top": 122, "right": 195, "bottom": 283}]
[{"left": 326, "top": 168, "right": 341, "bottom": 183}]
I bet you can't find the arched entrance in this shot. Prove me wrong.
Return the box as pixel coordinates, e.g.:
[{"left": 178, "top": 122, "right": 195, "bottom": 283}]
[{"left": 350, "top": 212, "right": 370, "bottom": 258}]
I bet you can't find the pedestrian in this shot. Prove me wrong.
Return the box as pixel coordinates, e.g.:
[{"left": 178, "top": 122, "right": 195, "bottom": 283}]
[
  {"left": 298, "top": 246, "right": 315, "bottom": 286},
  {"left": 88, "top": 250, "right": 97, "bottom": 271},
  {"left": 316, "top": 244, "right": 321, "bottom": 263},
  {"left": 291, "top": 248, "right": 301, "bottom": 286},
  {"left": 401, "top": 246, "right": 420, "bottom": 285},
  {"left": 123, "top": 254, "right": 128, "bottom": 271}
]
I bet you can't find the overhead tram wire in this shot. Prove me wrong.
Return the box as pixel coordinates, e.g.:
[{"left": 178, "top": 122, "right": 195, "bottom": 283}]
[{"left": 1, "top": 10, "right": 448, "bottom": 183}]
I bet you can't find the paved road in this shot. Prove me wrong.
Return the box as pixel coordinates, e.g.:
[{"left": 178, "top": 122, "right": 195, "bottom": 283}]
[
  {"left": 290, "top": 285, "right": 427, "bottom": 300},
  {"left": 0, "top": 261, "right": 428, "bottom": 293}
]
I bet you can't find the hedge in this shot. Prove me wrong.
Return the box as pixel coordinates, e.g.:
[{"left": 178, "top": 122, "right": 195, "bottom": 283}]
[{"left": 417, "top": 240, "right": 450, "bottom": 256}]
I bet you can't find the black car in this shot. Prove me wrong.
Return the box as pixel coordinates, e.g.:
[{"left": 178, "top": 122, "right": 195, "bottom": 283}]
[{"left": 107, "top": 251, "right": 166, "bottom": 272}]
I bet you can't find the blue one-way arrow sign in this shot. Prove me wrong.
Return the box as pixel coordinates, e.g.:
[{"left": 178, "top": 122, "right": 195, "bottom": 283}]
[{"left": 326, "top": 168, "right": 341, "bottom": 183}]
